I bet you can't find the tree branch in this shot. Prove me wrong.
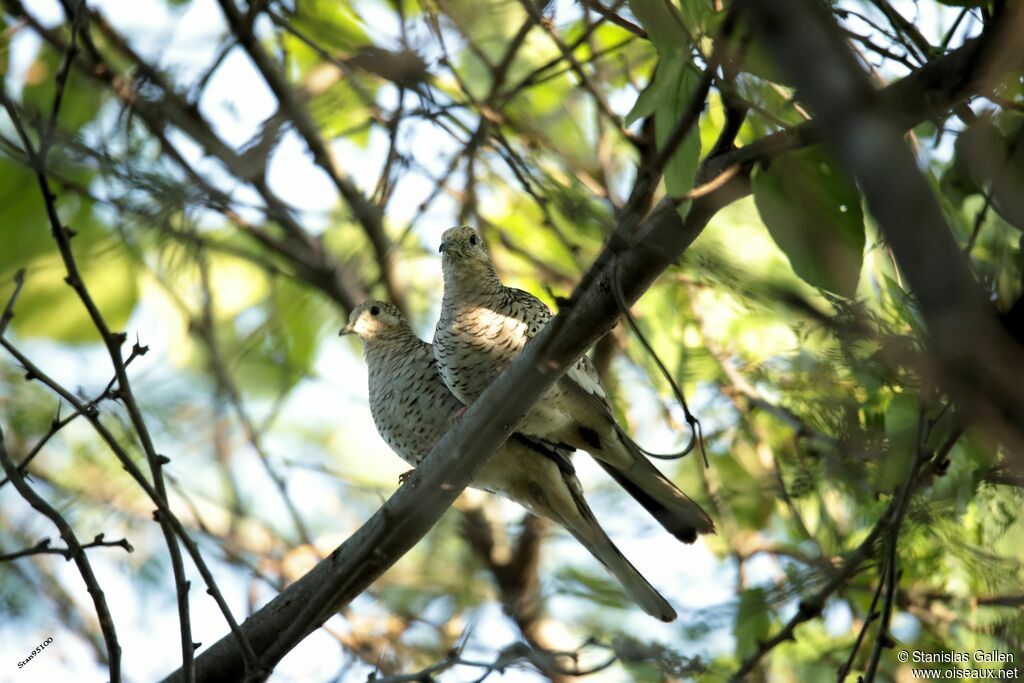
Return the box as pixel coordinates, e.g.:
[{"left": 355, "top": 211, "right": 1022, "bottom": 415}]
[
  {"left": 1, "top": 23, "right": 204, "bottom": 675},
  {"left": 0, "top": 534, "right": 133, "bottom": 563},
  {"left": 1, "top": 326, "right": 260, "bottom": 678}
]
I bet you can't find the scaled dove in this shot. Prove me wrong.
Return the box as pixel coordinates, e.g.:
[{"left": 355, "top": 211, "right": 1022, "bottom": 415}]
[
  {"left": 434, "top": 226, "right": 714, "bottom": 543},
  {"left": 341, "top": 300, "right": 676, "bottom": 621}
]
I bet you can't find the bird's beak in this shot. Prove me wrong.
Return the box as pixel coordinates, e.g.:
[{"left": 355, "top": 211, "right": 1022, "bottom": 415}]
[
  {"left": 339, "top": 322, "right": 355, "bottom": 336},
  {"left": 438, "top": 241, "right": 449, "bottom": 253}
]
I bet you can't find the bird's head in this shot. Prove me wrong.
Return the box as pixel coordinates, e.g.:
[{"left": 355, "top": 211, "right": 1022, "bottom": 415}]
[
  {"left": 438, "top": 226, "right": 492, "bottom": 267},
  {"left": 437, "top": 227, "right": 498, "bottom": 293},
  {"left": 340, "top": 301, "right": 406, "bottom": 341}
]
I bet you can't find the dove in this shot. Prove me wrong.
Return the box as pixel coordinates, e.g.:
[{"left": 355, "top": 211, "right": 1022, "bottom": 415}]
[
  {"left": 434, "top": 226, "right": 714, "bottom": 544},
  {"left": 341, "top": 300, "right": 677, "bottom": 621}
]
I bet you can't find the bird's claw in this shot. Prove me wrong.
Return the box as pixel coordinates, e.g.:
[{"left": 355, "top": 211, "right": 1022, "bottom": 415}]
[{"left": 398, "top": 470, "right": 415, "bottom": 485}]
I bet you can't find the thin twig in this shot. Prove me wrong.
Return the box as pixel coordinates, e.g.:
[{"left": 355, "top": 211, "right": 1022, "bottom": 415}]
[
  {"left": 0, "top": 269, "right": 26, "bottom": 335},
  {"left": 0, "top": 342, "right": 147, "bottom": 490},
  {"left": 836, "top": 572, "right": 886, "bottom": 682},
  {"left": 576, "top": 0, "right": 645, "bottom": 38},
  {"left": 195, "top": 255, "right": 313, "bottom": 544},
  {"left": 0, "top": 534, "right": 134, "bottom": 563},
  {"left": 517, "top": 0, "right": 628, "bottom": 138}
]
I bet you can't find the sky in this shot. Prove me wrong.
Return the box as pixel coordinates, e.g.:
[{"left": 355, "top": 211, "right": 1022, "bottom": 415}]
[{"left": 0, "top": 0, "right": 973, "bottom": 680}]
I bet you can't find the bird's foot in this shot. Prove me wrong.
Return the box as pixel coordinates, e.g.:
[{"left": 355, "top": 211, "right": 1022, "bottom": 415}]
[
  {"left": 398, "top": 469, "right": 416, "bottom": 485},
  {"left": 454, "top": 404, "right": 470, "bottom": 422}
]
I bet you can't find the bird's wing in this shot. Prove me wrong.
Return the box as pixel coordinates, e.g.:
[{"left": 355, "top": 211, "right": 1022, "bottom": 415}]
[
  {"left": 506, "top": 286, "right": 554, "bottom": 336},
  {"left": 506, "top": 286, "right": 615, "bottom": 421}
]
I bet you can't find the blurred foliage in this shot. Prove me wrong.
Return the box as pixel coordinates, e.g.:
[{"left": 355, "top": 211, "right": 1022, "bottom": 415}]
[
  {"left": 751, "top": 147, "right": 866, "bottom": 297},
  {"left": 0, "top": 0, "right": 1022, "bottom": 681}
]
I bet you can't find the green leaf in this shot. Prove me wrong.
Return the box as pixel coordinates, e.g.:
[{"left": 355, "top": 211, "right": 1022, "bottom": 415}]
[
  {"left": 655, "top": 54, "right": 701, "bottom": 201},
  {"left": 880, "top": 393, "right": 918, "bottom": 484},
  {"left": 0, "top": 157, "right": 54, "bottom": 277},
  {"left": 956, "top": 116, "right": 1024, "bottom": 232},
  {"left": 307, "top": 78, "right": 377, "bottom": 146},
  {"left": 676, "top": 0, "right": 712, "bottom": 38},
  {"left": 624, "top": 0, "right": 703, "bottom": 207},
  {"left": 271, "top": 278, "right": 326, "bottom": 376},
  {"left": 12, "top": 240, "right": 139, "bottom": 344},
  {"left": 625, "top": 76, "right": 659, "bottom": 126},
  {"left": 227, "top": 277, "right": 327, "bottom": 396},
  {"left": 0, "top": 159, "right": 127, "bottom": 344},
  {"left": 751, "top": 147, "right": 866, "bottom": 297},
  {"left": 628, "top": 0, "right": 691, "bottom": 53},
  {"left": 734, "top": 587, "right": 773, "bottom": 660},
  {"left": 287, "top": 0, "right": 367, "bottom": 54}
]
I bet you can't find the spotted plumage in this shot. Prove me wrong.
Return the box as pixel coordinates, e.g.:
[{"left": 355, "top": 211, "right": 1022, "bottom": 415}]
[
  {"left": 434, "top": 226, "right": 715, "bottom": 544},
  {"left": 341, "top": 300, "right": 677, "bottom": 621}
]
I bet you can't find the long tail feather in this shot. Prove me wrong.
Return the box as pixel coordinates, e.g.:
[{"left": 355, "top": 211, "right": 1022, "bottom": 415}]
[
  {"left": 555, "top": 478, "right": 677, "bottom": 622},
  {"left": 595, "top": 434, "right": 715, "bottom": 544}
]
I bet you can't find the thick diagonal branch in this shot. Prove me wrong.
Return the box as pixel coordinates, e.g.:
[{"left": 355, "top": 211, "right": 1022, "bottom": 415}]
[{"left": 163, "top": 194, "right": 707, "bottom": 683}]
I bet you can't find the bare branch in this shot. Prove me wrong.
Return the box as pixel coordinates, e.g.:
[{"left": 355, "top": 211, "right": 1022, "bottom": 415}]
[
  {"left": 0, "top": 534, "right": 133, "bottom": 563},
  {"left": 0, "top": 269, "right": 26, "bottom": 336},
  {"left": 0, "top": 428, "right": 122, "bottom": 681},
  {"left": 0, "top": 78, "right": 216, "bottom": 680}
]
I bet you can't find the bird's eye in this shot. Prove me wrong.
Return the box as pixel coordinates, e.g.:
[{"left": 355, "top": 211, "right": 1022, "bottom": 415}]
[
  {"left": 469, "top": 235, "right": 478, "bottom": 246},
  {"left": 370, "top": 306, "right": 380, "bottom": 316}
]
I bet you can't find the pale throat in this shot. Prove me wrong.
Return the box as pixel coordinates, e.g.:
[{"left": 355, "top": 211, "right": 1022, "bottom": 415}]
[
  {"left": 364, "top": 330, "right": 412, "bottom": 359},
  {"left": 442, "top": 256, "right": 500, "bottom": 301}
]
